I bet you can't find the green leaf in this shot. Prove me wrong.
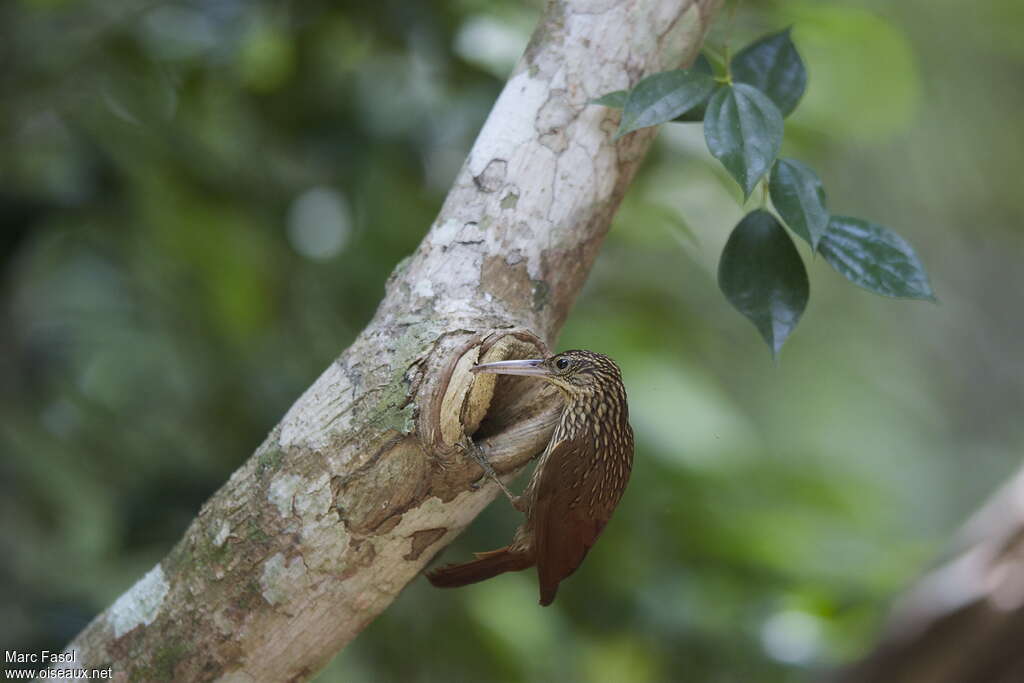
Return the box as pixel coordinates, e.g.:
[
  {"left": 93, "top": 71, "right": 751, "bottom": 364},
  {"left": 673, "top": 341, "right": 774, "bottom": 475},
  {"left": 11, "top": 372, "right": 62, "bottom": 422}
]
[
  {"left": 674, "top": 54, "right": 716, "bottom": 123},
  {"left": 615, "top": 69, "right": 716, "bottom": 139},
  {"left": 769, "top": 158, "right": 829, "bottom": 249},
  {"left": 732, "top": 28, "right": 807, "bottom": 117},
  {"left": 592, "top": 90, "right": 628, "bottom": 108},
  {"left": 704, "top": 83, "right": 784, "bottom": 198},
  {"left": 818, "top": 216, "right": 935, "bottom": 300},
  {"left": 718, "top": 210, "right": 809, "bottom": 357}
]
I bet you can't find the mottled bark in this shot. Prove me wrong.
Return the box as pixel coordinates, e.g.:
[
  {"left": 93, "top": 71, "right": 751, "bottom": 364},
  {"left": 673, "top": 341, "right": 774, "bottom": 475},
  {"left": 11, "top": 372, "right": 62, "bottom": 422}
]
[
  {"left": 836, "top": 468, "right": 1024, "bottom": 683},
  {"left": 60, "top": 1, "right": 722, "bottom": 680}
]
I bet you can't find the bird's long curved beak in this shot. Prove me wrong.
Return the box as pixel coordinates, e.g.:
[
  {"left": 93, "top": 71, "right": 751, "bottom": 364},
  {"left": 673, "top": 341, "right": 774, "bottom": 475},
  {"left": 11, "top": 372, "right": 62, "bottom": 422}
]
[{"left": 470, "top": 359, "right": 549, "bottom": 376}]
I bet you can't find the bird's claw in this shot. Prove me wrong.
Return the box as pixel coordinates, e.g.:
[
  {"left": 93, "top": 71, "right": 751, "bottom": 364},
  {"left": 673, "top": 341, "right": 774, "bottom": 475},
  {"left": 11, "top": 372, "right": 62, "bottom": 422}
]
[{"left": 456, "top": 434, "right": 519, "bottom": 506}]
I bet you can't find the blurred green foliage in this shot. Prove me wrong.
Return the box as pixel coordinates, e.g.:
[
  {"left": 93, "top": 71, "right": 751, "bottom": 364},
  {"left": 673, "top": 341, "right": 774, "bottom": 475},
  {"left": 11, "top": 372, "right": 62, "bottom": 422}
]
[{"left": 1, "top": 1, "right": 1022, "bottom": 682}]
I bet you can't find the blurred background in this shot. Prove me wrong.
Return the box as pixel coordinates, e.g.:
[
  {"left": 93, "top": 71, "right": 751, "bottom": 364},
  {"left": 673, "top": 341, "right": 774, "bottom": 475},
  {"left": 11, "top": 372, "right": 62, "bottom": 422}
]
[{"left": 1, "top": 0, "right": 1022, "bottom": 681}]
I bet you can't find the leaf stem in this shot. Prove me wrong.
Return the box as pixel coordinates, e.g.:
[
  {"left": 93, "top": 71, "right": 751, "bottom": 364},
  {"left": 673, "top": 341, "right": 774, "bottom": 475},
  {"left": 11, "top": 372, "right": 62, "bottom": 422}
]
[
  {"left": 721, "top": 0, "right": 742, "bottom": 81},
  {"left": 703, "top": 46, "right": 726, "bottom": 62}
]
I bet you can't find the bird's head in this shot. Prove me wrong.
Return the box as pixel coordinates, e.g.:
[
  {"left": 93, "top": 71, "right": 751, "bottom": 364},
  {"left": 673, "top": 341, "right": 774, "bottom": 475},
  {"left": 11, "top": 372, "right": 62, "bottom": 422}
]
[{"left": 470, "top": 349, "right": 623, "bottom": 400}]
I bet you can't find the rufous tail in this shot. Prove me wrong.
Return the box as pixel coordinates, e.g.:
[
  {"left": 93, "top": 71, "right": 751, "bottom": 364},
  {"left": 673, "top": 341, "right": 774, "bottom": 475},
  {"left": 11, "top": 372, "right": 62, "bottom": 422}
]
[{"left": 426, "top": 546, "right": 533, "bottom": 588}]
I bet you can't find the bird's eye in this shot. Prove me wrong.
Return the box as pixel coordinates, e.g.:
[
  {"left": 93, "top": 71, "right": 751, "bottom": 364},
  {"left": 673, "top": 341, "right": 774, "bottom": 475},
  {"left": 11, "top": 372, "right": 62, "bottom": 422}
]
[{"left": 555, "top": 358, "right": 570, "bottom": 370}]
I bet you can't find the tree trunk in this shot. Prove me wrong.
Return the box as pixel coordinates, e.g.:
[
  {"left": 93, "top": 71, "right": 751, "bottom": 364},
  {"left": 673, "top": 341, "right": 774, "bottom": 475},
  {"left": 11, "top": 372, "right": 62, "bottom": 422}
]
[
  {"left": 58, "top": 1, "right": 722, "bottom": 680},
  {"left": 837, "top": 467, "right": 1024, "bottom": 683}
]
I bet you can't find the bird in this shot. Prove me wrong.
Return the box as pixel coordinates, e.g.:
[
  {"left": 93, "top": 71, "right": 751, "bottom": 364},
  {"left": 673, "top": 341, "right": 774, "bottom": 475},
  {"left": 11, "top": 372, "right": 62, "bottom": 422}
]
[{"left": 426, "top": 349, "right": 634, "bottom": 606}]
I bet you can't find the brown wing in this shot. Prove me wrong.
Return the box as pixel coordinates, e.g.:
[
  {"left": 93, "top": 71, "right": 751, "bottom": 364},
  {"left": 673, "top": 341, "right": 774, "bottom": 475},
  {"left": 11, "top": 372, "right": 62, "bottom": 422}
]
[{"left": 532, "top": 435, "right": 627, "bottom": 606}]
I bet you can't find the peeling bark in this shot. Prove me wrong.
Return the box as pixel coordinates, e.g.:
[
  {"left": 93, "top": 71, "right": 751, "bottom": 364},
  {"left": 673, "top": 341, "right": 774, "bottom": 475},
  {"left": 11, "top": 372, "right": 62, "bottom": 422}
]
[
  {"left": 836, "top": 468, "right": 1024, "bottom": 683},
  {"left": 60, "top": 1, "right": 722, "bottom": 680}
]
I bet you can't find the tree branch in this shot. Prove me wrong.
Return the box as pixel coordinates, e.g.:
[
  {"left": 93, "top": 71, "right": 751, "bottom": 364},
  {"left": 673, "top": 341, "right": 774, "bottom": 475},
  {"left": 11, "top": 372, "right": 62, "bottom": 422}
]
[
  {"left": 61, "top": 1, "right": 722, "bottom": 680},
  {"left": 837, "top": 467, "right": 1024, "bottom": 683}
]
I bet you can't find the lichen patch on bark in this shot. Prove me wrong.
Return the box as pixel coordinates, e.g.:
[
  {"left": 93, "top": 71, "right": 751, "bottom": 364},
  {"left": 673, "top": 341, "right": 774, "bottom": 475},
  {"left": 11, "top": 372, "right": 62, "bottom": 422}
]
[
  {"left": 259, "top": 553, "right": 309, "bottom": 607},
  {"left": 214, "top": 520, "right": 231, "bottom": 547},
  {"left": 294, "top": 472, "right": 332, "bottom": 519},
  {"left": 109, "top": 564, "right": 170, "bottom": 638},
  {"left": 268, "top": 472, "right": 303, "bottom": 518},
  {"left": 500, "top": 190, "right": 520, "bottom": 210}
]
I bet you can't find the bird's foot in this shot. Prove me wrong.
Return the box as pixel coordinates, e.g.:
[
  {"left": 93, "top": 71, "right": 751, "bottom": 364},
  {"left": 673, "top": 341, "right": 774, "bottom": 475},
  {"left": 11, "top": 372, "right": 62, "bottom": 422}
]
[{"left": 456, "top": 435, "right": 519, "bottom": 507}]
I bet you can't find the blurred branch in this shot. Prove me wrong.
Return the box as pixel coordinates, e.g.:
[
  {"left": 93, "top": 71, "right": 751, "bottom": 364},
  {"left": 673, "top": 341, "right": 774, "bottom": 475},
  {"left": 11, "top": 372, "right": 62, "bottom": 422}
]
[
  {"left": 837, "top": 467, "right": 1024, "bottom": 683},
  {"left": 60, "top": 1, "right": 722, "bottom": 680}
]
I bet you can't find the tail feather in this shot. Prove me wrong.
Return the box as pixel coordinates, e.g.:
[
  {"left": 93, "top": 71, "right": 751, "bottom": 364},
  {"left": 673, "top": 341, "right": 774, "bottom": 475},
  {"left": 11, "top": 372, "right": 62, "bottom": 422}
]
[
  {"left": 426, "top": 546, "right": 533, "bottom": 588},
  {"left": 539, "top": 582, "right": 558, "bottom": 606}
]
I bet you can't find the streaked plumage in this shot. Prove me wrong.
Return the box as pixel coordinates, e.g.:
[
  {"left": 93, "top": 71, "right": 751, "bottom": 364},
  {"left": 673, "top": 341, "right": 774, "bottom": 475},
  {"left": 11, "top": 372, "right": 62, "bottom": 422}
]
[{"left": 426, "top": 350, "right": 634, "bottom": 605}]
